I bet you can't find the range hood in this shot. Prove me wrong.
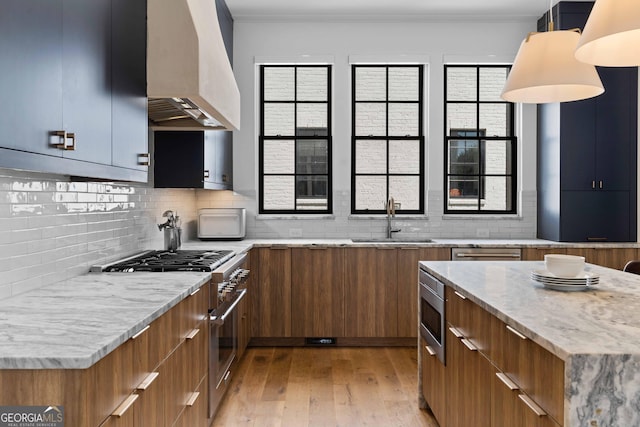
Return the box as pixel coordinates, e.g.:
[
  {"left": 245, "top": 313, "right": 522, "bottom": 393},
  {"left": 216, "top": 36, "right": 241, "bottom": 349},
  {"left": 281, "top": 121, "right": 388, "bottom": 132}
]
[{"left": 147, "top": 0, "right": 240, "bottom": 131}]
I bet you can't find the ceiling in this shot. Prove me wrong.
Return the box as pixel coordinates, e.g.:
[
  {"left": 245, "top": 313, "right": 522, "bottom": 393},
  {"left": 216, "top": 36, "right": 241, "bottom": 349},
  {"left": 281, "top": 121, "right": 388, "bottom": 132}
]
[{"left": 224, "top": 0, "right": 572, "bottom": 22}]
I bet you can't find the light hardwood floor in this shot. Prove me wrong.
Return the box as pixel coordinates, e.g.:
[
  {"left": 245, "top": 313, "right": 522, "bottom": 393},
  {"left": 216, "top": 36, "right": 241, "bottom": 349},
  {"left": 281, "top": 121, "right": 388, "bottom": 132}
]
[{"left": 212, "top": 346, "right": 439, "bottom": 427}]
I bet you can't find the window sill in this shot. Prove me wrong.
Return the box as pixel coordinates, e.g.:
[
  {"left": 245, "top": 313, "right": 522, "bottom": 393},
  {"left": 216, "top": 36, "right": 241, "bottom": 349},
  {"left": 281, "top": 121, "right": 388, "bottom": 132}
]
[
  {"left": 442, "top": 214, "right": 522, "bottom": 220},
  {"left": 348, "top": 215, "right": 429, "bottom": 221},
  {"left": 256, "top": 214, "right": 336, "bottom": 220}
]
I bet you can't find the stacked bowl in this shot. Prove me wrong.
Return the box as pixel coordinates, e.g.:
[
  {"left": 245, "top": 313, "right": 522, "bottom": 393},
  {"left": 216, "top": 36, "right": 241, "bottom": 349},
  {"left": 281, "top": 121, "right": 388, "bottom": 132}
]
[{"left": 530, "top": 254, "right": 598, "bottom": 291}]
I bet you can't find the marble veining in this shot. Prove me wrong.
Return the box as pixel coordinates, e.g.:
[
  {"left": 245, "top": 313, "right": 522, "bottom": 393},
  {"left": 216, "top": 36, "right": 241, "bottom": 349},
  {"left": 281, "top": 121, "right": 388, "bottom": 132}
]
[
  {"left": 0, "top": 271, "right": 211, "bottom": 369},
  {"left": 419, "top": 260, "right": 640, "bottom": 427}
]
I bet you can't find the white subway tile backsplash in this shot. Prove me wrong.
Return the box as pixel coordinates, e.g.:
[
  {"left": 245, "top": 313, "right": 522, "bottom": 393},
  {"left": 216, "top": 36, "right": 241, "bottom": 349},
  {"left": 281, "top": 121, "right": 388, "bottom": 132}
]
[{"left": 0, "top": 168, "right": 197, "bottom": 299}]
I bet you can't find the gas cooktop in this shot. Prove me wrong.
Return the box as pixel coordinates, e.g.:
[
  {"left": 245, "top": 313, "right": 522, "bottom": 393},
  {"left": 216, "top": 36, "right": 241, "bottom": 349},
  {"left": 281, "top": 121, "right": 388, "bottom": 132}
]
[{"left": 97, "top": 249, "right": 235, "bottom": 272}]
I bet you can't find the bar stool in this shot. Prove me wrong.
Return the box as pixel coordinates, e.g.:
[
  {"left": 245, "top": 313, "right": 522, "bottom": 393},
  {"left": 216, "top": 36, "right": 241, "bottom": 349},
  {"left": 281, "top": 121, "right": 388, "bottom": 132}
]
[{"left": 623, "top": 260, "right": 640, "bottom": 275}]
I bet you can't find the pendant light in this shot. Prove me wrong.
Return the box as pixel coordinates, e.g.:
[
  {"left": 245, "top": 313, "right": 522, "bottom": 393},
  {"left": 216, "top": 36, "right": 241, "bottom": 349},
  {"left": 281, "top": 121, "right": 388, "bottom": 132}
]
[
  {"left": 575, "top": 0, "right": 640, "bottom": 66},
  {"left": 501, "top": 1, "right": 604, "bottom": 103}
]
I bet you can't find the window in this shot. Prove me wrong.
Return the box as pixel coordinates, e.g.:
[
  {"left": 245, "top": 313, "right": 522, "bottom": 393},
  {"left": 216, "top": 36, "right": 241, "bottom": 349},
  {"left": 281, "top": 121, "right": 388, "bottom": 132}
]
[
  {"left": 444, "top": 65, "right": 516, "bottom": 214},
  {"left": 352, "top": 65, "right": 424, "bottom": 214},
  {"left": 259, "top": 65, "right": 332, "bottom": 214}
]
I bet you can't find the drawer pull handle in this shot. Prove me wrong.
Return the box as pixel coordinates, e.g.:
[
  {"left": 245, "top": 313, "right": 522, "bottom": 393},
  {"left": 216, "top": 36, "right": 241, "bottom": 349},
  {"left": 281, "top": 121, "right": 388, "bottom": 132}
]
[
  {"left": 112, "top": 394, "right": 138, "bottom": 417},
  {"left": 496, "top": 373, "right": 519, "bottom": 390},
  {"left": 51, "top": 130, "right": 76, "bottom": 150},
  {"left": 518, "top": 394, "right": 547, "bottom": 417},
  {"left": 454, "top": 291, "right": 467, "bottom": 300},
  {"left": 131, "top": 325, "right": 150, "bottom": 340},
  {"left": 448, "top": 327, "right": 464, "bottom": 338},
  {"left": 190, "top": 288, "right": 201, "bottom": 297},
  {"left": 136, "top": 372, "right": 159, "bottom": 391},
  {"left": 204, "top": 170, "right": 210, "bottom": 178},
  {"left": 185, "top": 328, "right": 199, "bottom": 340},
  {"left": 506, "top": 325, "right": 527, "bottom": 340},
  {"left": 461, "top": 338, "right": 477, "bottom": 351},
  {"left": 425, "top": 345, "right": 436, "bottom": 356},
  {"left": 138, "top": 152, "right": 150, "bottom": 166},
  {"left": 186, "top": 391, "right": 200, "bottom": 407}
]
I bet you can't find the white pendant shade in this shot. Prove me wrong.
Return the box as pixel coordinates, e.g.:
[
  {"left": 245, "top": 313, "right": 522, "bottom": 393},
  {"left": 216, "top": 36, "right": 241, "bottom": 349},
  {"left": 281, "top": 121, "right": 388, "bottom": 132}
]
[
  {"left": 501, "top": 30, "right": 604, "bottom": 103},
  {"left": 575, "top": 0, "right": 640, "bottom": 66}
]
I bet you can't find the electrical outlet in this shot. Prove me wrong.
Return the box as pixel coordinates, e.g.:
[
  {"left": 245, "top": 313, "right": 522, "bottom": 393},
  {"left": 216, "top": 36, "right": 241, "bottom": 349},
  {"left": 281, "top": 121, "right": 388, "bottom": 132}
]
[
  {"left": 289, "top": 228, "right": 303, "bottom": 237},
  {"left": 476, "top": 228, "right": 490, "bottom": 238}
]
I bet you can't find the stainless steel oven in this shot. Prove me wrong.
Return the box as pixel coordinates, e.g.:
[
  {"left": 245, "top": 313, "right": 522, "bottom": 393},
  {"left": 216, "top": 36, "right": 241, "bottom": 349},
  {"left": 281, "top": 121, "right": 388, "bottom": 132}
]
[
  {"left": 208, "top": 252, "right": 249, "bottom": 418},
  {"left": 419, "top": 268, "right": 446, "bottom": 364}
]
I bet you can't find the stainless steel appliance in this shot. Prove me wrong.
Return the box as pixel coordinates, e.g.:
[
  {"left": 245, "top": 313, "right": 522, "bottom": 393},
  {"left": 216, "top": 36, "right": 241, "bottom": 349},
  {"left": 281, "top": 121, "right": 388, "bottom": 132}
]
[
  {"left": 198, "top": 208, "right": 246, "bottom": 240},
  {"left": 92, "top": 249, "right": 234, "bottom": 272},
  {"left": 208, "top": 252, "right": 249, "bottom": 417},
  {"left": 451, "top": 247, "right": 521, "bottom": 261},
  {"left": 419, "top": 268, "right": 446, "bottom": 364}
]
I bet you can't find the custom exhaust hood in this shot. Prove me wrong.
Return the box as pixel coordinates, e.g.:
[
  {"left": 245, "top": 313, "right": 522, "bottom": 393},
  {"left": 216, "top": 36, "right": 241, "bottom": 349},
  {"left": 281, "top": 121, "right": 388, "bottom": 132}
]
[{"left": 147, "top": 0, "right": 240, "bottom": 131}]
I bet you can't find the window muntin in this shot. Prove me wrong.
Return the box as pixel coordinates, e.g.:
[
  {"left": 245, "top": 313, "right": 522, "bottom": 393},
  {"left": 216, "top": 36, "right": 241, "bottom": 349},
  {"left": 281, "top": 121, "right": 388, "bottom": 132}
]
[
  {"left": 445, "top": 65, "right": 516, "bottom": 214},
  {"left": 259, "top": 65, "right": 332, "bottom": 213},
  {"left": 352, "top": 65, "right": 424, "bottom": 214}
]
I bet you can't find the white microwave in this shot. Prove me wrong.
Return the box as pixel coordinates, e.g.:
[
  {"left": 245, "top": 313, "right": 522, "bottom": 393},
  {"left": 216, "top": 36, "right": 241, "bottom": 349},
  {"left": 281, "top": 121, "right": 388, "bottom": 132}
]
[{"left": 197, "top": 208, "right": 246, "bottom": 240}]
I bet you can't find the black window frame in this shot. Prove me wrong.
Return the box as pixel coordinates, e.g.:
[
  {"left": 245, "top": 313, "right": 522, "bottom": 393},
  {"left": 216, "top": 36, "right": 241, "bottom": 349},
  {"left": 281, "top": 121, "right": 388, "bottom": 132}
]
[
  {"left": 258, "top": 64, "right": 333, "bottom": 214},
  {"left": 351, "top": 64, "right": 425, "bottom": 215},
  {"left": 444, "top": 64, "right": 517, "bottom": 215}
]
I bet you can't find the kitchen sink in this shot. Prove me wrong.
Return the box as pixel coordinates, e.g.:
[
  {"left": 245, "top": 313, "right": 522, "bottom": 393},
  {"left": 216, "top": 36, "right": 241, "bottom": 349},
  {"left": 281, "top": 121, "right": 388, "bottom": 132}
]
[{"left": 351, "top": 238, "right": 433, "bottom": 243}]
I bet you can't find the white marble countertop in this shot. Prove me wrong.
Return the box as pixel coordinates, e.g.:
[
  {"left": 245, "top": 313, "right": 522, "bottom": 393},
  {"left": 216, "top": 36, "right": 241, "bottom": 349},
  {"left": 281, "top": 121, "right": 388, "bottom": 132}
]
[
  {"left": 419, "top": 260, "right": 640, "bottom": 427},
  {"left": 184, "top": 238, "right": 640, "bottom": 250},
  {"left": 0, "top": 271, "right": 210, "bottom": 369}
]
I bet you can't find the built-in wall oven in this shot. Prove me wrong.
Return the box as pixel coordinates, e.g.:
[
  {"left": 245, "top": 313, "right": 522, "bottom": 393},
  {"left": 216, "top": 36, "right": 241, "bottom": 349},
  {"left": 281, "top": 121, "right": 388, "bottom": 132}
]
[
  {"left": 208, "top": 252, "right": 249, "bottom": 418},
  {"left": 419, "top": 267, "right": 446, "bottom": 364}
]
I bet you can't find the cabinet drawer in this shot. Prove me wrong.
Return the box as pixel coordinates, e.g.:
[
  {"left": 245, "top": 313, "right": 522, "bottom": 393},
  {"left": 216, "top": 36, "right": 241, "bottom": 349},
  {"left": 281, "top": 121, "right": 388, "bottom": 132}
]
[
  {"left": 174, "top": 376, "right": 208, "bottom": 427},
  {"left": 446, "top": 286, "right": 491, "bottom": 352},
  {"left": 420, "top": 337, "right": 446, "bottom": 425},
  {"left": 490, "top": 317, "right": 564, "bottom": 424}
]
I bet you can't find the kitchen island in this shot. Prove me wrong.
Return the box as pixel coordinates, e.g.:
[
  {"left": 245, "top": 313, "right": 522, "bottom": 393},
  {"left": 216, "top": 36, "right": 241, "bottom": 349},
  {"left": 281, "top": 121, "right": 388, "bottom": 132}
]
[{"left": 418, "top": 260, "right": 640, "bottom": 427}]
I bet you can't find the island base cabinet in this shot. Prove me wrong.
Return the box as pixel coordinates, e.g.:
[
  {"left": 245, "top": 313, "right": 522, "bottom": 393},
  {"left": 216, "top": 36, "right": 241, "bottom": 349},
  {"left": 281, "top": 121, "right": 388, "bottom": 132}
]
[
  {"left": 491, "top": 371, "right": 561, "bottom": 427},
  {"left": 445, "top": 328, "right": 492, "bottom": 427},
  {"left": 420, "top": 338, "right": 446, "bottom": 426}
]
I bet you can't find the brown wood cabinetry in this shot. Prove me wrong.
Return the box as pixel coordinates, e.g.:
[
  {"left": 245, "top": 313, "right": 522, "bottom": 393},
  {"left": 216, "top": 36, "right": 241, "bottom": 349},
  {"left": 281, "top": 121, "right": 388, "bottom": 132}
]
[
  {"left": 0, "top": 282, "right": 209, "bottom": 427},
  {"left": 445, "top": 287, "right": 492, "bottom": 427},
  {"left": 251, "top": 247, "right": 292, "bottom": 337},
  {"left": 398, "top": 247, "right": 450, "bottom": 337},
  {"left": 253, "top": 245, "right": 450, "bottom": 341},
  {"left": 291, "top": 247, "right": 345, "bottom": 337},
  {"left": 522, "top": 247, "right": 639, "bottom": 270},
  {"left": 345, "top": 247, "right": 398, "bottom": 337},
  {"left": 420, "top": 337, "right": 446, "bottom": 425},
  {"left": 435, "top": 284, "right": 564, "bottom": 427}
]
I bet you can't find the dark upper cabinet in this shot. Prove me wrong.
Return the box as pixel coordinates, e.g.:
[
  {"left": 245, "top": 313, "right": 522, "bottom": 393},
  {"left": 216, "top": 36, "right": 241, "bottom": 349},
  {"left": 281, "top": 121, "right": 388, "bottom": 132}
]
[
  {"left": 111, "top": 0, "right": 148, "bottom": 173},
  {"left": 537, "top": 1, "right": 638, "bottom": 242},
  {"left": 0, "top": 0, "right": 148, "bottom": 182},
  {"left": 154, "top": 131, "right": 233, "bottom": 190},
  {"left": 0, "top": 1, "right": 64, "bottom": 157}
]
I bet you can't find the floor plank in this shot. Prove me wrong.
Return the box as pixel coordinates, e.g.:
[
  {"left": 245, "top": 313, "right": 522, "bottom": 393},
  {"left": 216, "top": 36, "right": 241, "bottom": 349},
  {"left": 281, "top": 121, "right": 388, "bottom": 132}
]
[{"left": 212, "top": 346, "right": 438, "bottom": 427}]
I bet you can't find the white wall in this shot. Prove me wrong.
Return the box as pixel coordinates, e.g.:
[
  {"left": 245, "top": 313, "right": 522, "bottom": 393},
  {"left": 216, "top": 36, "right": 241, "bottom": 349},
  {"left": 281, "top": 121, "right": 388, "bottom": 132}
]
[{"left": 197, "top": 19, "right": 539, "bottom": 239}]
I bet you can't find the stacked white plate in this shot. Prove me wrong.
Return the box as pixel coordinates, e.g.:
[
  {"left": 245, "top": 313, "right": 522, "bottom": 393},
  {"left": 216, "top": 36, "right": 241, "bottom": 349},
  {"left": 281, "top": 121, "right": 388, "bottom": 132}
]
[{"left": 530, "top": 269, "right": 599, "bottom": 292}]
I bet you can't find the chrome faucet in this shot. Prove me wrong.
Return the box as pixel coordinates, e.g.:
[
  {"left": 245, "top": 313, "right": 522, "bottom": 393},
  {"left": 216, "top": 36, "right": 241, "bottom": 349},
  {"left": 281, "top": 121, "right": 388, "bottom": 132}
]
[{"left": 386, "top": 197, "right": 401, "bottom": 239}]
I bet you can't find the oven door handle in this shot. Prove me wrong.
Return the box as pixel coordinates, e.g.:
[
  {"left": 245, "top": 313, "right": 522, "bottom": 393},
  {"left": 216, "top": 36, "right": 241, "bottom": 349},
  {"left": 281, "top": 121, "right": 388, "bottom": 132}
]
[{"left": 210, "top": 288, "right": 247, "bottom": 326}]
